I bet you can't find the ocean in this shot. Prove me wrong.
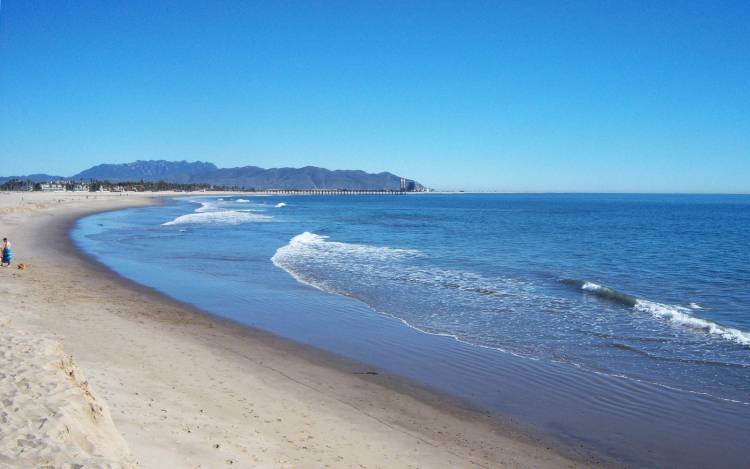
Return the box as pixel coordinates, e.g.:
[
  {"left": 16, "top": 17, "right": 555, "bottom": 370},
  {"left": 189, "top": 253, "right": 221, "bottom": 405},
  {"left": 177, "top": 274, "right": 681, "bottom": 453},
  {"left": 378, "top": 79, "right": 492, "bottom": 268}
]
[{"left": 72, "top": 193, "right": 750, "bottom": 467}]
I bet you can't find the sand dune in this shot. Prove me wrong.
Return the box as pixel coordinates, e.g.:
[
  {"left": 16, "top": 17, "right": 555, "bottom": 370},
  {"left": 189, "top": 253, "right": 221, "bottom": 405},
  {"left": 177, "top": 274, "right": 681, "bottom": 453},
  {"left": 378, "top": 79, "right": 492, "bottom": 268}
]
[{"left": 0, "top": 317, "right": 133, "bottom": 467}]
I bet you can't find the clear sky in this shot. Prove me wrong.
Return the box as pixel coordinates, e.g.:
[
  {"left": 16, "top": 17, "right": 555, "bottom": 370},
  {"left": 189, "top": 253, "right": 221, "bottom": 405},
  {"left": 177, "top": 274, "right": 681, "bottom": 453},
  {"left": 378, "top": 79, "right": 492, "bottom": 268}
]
[{"left": 1, "top": 1, "right": 748, "bottom": 192}]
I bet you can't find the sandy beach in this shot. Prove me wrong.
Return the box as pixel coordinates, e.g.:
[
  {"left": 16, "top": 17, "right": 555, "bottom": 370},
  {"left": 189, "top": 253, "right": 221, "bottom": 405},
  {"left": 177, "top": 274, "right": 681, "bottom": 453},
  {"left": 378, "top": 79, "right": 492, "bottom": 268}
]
[{"left": 0, "top": 191, "right": 601, "bottom": 468}]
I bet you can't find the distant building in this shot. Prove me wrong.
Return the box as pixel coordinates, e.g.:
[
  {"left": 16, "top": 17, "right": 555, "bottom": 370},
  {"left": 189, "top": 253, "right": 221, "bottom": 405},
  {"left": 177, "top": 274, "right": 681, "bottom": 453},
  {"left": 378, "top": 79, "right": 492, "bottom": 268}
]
[
  {"left": 40, "top": 181, "right": 66, "bottom": 192},
  {"left": 39, "top": 181, "right": 91, "bottom": 192},
  {"left": 400, "top": 177, "right": 417, "bottom": 192}
]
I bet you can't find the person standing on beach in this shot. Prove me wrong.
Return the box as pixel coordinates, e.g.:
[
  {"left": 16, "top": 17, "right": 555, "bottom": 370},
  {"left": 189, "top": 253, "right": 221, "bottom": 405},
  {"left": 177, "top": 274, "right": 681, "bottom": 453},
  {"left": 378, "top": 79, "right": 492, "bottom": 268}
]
[{"left": 1, "top": 238, "right": 12, "bottom": 267}]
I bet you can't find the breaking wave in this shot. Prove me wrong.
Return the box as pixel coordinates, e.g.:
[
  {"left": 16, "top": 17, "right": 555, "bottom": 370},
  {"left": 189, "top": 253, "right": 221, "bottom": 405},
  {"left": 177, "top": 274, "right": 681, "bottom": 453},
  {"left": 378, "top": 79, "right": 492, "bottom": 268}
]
[
  {"left": 194, "top": 201, "right": 216, "bottom": 212},
  {"left": 271, "top": 232, "right": 545, "bottom": 360},
  {"left": 163, "top": 210, "right": 273, "bottom": 226},
  {"left": 564, "top": 280, "right": 750, "bottom": 347},
  {"left": 275, "top": 202, "right": 287, "bottom": 208},
  {"left": 272, "top": 232, "right": 420, "bottom": 266}
]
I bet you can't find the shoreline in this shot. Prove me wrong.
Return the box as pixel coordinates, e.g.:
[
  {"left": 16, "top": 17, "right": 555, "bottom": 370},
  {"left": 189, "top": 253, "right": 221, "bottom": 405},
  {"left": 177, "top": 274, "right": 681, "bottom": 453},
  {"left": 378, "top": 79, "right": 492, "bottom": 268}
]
[{"left": 1, "top": 192, "right": 605, "bottom": 467}]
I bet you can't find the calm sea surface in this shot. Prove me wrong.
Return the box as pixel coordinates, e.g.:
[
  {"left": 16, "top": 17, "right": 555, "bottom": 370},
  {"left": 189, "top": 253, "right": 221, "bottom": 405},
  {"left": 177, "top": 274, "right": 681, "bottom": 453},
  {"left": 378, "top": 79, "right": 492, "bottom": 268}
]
[{"left": 73, "top": 194, "right": 750, "bottom": 467}]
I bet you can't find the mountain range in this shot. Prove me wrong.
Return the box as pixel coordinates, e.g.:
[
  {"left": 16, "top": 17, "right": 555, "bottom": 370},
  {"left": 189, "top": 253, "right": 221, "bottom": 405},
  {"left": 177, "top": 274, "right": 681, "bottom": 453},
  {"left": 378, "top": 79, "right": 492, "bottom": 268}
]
[{"left": 1, "top": 160, "right": 424, "bottom": 190}]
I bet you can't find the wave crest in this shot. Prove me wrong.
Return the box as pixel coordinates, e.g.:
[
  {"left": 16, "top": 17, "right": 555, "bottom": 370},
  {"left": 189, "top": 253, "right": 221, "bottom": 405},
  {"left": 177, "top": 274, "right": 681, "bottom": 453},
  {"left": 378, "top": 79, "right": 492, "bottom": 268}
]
[
  {"left": 163, "top": 210, "right": 273, "bottom": 226},
  {"left": 565, "top": 280, "right": 750, "bottom": 347},
  {"left": 276, "top": 232, "right": 421, "bottom": 260}
]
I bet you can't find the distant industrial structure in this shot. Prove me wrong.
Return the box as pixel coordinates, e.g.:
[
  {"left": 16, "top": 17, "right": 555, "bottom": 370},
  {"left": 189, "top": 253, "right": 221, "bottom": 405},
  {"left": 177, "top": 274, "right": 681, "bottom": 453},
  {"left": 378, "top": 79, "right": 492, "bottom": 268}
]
[{"left": 400, "top": 177, "right": 417, "bottom": 192}]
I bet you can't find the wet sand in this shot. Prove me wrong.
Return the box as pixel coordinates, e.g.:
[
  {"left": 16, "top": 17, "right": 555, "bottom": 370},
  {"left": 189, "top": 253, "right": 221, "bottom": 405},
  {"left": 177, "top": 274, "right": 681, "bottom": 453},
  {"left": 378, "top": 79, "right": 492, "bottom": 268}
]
[{"left": 0, "top": 191, "right": 604, "bottom": 467}]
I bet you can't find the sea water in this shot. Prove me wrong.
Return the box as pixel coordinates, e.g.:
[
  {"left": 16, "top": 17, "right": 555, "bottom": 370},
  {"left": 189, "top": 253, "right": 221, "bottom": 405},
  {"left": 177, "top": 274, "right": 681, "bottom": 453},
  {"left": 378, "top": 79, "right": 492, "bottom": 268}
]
[{"left": 73, "top": 194, "right": 750, "bottom": 467}]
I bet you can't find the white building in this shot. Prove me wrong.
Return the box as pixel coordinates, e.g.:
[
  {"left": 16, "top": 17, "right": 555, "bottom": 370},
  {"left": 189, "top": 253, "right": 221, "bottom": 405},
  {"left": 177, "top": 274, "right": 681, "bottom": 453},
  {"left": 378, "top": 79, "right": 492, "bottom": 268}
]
[{"left": 40, "top": 182, "right": 66, "bottom": 192}]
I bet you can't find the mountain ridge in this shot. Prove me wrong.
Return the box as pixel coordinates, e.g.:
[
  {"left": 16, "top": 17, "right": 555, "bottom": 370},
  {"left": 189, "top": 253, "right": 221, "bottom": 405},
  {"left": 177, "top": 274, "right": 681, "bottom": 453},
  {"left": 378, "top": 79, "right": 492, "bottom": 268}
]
[
  {"left": 0, "top": 173, "right": 65, "bottom": 184},
  {"left": 2, "top": 160, "right": 424, "bottom": 190},
  {"left": 73, "top": 160, "right": 218, "bottom": 184}
]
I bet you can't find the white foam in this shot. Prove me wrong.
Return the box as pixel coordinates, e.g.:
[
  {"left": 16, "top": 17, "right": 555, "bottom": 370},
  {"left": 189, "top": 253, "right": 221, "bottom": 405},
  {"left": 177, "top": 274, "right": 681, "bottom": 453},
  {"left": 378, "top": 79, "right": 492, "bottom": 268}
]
[
  {"left": 634, "top": 300, "right": 750, "bottom": 347},
  {"left": 275, "top": 202, "right": 287, "bottom": 208},
  {"left": 272, "top": 237, "right": 750, "bottom": 404},
  {"left": 579, "top": 281, "right": 750, "bottom": 347},
  {"left": 194, "top": 202, "right": 216, "bottom": 213},
  {"left": 236, "top": 199, "right": 250, "bottom": 203},
  {"left": 276, "top": 232, "right": 421, "bottom": 260},
  {"left": 272, "top": 233, "right": 545, "bottom": 310},
  {"left": 272, "top": 233, "right": 546, "bottom": 364},
  {"left": 163, "top": 210, "right": 273, "bottom": 226},
  {"left": 582, "top": 281, "right": 603, "bottom": 291}
]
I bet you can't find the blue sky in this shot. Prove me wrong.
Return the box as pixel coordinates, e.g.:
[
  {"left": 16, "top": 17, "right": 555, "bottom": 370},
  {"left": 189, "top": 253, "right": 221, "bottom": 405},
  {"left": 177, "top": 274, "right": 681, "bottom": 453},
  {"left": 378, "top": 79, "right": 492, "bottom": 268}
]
[{"left": 0, "top": 1, "right": 748, "bottom": 192}]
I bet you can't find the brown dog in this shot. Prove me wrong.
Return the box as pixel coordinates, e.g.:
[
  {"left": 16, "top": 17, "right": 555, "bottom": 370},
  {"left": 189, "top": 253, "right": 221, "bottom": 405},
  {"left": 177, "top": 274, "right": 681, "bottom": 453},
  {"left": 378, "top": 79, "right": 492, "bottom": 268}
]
[{"left": 17, "top": 264, "right": 25, "bottom": 270}]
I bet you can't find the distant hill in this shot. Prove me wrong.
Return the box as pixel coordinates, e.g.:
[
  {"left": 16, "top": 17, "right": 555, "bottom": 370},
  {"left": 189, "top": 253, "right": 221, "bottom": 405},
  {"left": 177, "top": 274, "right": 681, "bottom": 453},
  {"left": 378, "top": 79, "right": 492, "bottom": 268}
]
[
  {"left": 0, "top": 174, "right": 64, "bottom": 184},
  {"left": 2, "top": 160, "right": 424, "bottom": 190},
  {"left": 72, "top": 160, "right": 218, "bottom": 183},
  {"left": 199, "top": 165, "right": 414, "bottom": 190}
]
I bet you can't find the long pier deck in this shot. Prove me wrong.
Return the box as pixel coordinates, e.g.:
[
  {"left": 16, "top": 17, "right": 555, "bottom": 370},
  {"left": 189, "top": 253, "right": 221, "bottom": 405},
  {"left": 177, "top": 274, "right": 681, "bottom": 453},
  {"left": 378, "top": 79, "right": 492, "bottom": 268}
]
[{"left": 246, "top": 189, "right": 409, "bottom": 195}]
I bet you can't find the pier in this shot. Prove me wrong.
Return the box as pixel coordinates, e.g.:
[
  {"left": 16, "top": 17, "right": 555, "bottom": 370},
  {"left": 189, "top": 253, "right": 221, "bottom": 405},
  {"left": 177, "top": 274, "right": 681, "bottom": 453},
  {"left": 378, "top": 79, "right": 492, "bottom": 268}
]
[{"left": 247, "top": 189, "right": 409, "bottom": 196}]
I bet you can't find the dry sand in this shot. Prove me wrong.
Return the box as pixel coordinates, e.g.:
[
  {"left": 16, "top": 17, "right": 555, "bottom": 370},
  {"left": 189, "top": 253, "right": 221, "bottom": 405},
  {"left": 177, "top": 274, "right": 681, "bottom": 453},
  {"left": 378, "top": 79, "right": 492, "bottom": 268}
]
[{"left": 0, "top": 191, "right": 602, "bottom": 468}]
